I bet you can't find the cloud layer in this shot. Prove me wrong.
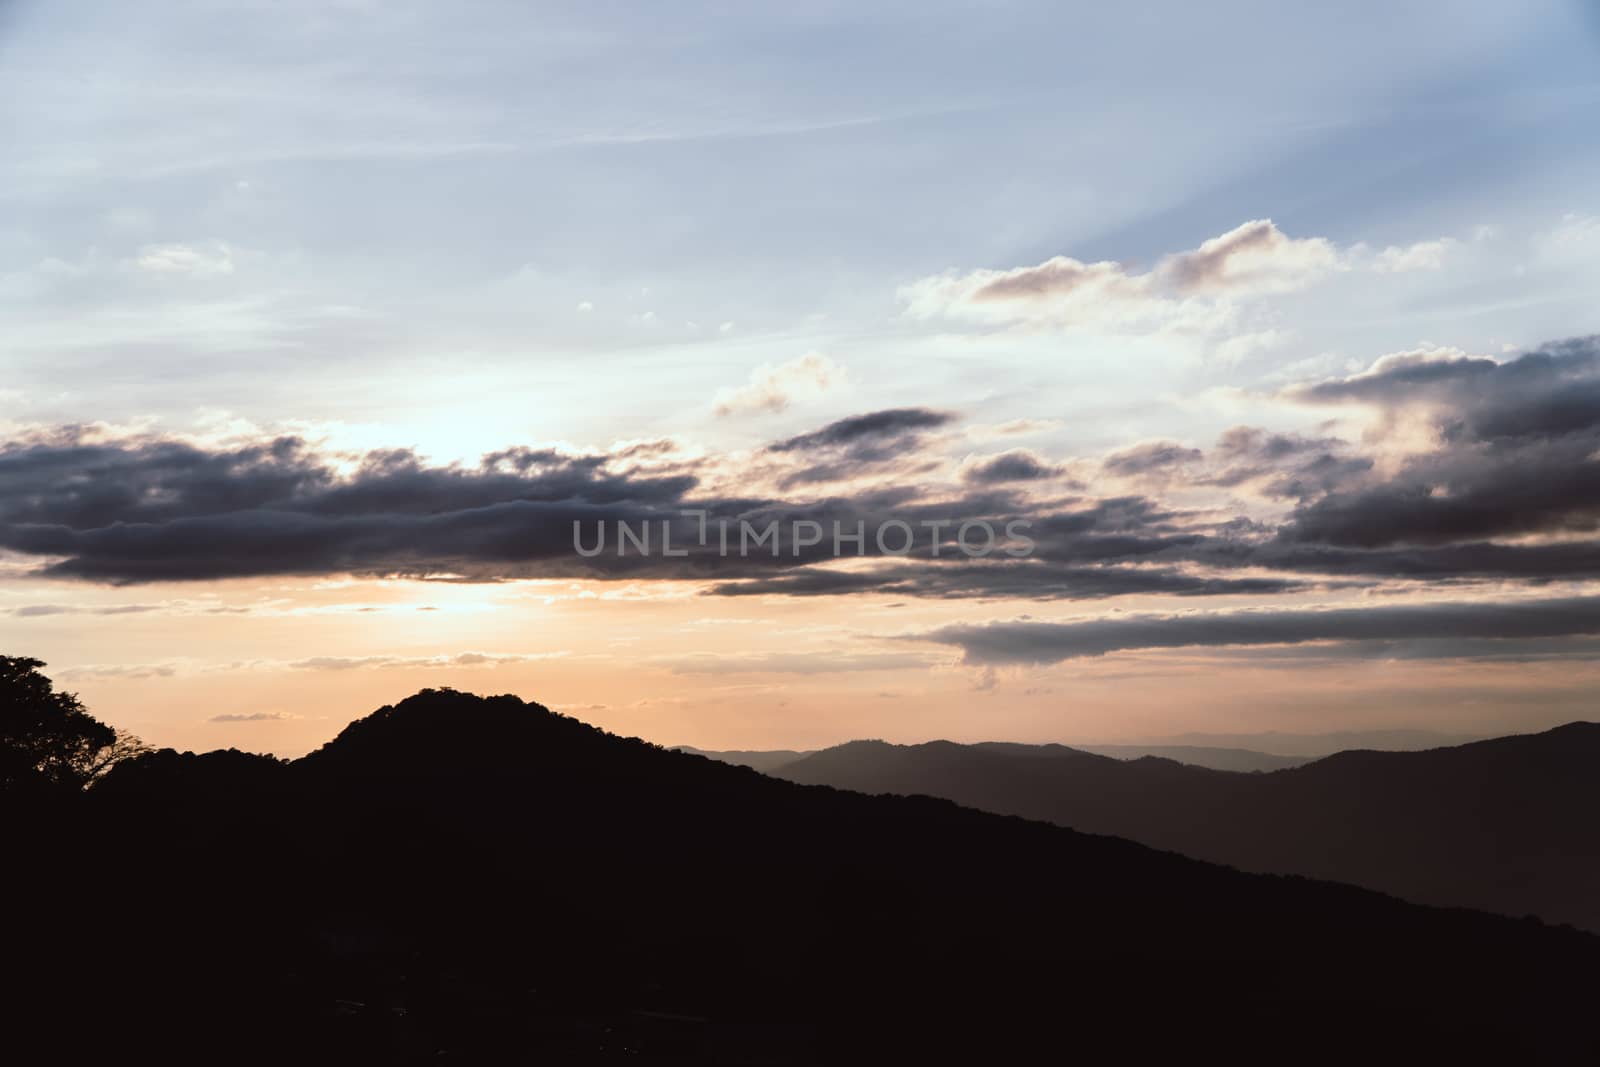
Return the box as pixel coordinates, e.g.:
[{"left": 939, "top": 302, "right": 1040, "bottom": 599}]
[{"left": 5, "top": 339, "right": 1600, "bottom": 656}]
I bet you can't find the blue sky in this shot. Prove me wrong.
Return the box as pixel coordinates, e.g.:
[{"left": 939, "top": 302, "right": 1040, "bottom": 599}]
[{"left": 5, "top": 0, "right": 1599, "bottom": 455}]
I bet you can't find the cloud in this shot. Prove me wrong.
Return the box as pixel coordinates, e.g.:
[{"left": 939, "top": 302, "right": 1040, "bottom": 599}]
[
  {"left": 210, "top": 711, "right": 296, "bottom": 723},
  {"left": 134, "top": 242, "right": 234, "bottom": 278},
  {"left": 1277, "top": 338, "right": 1600, "bottom": 547},
  {"left": 713, "top": 353, "right": 845, "bottom": 417},
  {"left": 0, "top": 429, "right": 704, "bottom": 583},
  {"left": 6, "top": 603, "right": 163, "bottom": 617},
  {"left": 1157, "top": 220, "right": 1341, "bottom": 294},
  {"left": 922, "top": 596, "right": 1600, "bottom": 665},
  {"left": 287, "top": 652, "right": 560, "bottom": 671},
  {"left": 707, "top": 560, "right": 1309, "bottom": 601},
  {"left": 967, "top": 256, "right": 1139, "bottom": 303},
  {"left": 7, "top": 342, "right": 1600, "bottom": 600},
  {"left": 1203, "top": 427, "right": 1372, "bottom": 500},
  {"left": 0, "top": 418, "right": 1239, "bottom": 598},
  {"left": 54, "top": 662, "right": 179, "bottom": 680},
  {"left": 1371, "top": 238, "right": 1457, "bottom": 273},
  {"left": 899, "top": 219, "right": 1347, "bottom": 332},
  {"left": 1101, "top": 440, "right": 1204, "bottom": 479},
  {"left": 1285, "top": 337, "right": 1600, "bottom": 444},
  {"left": 961, "top": 449, "right": 1067, "bottom": 485},
  {"left": 767, "top": 407, "right": 955, "bottom": 453},
  {"left": 765, "top": 407, "right": 958, "bottom": 488}
]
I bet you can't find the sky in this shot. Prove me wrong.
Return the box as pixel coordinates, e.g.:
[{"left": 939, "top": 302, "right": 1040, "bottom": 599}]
[{"left": 4, "top": 0, "right": 1600, "bottom": 755}]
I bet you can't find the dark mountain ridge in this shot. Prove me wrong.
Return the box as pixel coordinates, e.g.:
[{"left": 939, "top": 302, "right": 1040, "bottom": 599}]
[
  {"left": 12, "top": 689, "right": 1600, "bottom": 1063},
  {"left": 774, "top": 722, "right": 1600, "bottom": 931}
]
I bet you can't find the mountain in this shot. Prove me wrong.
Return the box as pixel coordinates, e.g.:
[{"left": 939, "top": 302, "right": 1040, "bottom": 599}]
[
  {"left": 775, "top": 724, "right": 1600, "bottom": 931},
  {"left": 985, "top": 740, "right": 1310, "bottom": 772},
  {"left": 688, "top": 740, "right": 1308, "bottom": 773},
  {"left": 11, "top": 689, "right": 1600, "bottom": 1063},
  {"left": 673, "top": 744, "right": 815, "bottom": 773},
  {"left": 1072, "top": 743, "right": 1308, "bottom": 771},
  {"left": 1155, "top": 728, "right": 1480, "bottom": 758}
]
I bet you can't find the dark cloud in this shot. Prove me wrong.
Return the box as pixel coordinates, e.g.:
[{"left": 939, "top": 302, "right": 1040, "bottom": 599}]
[
  {"left": 924, "top": 596, "right": 1600, "bottom": 664},
  {"left": 765, "top": 407, "right": 957, "bottom": 489},
  {"left": 1101, "top": 441, "right": 1203, "bottom": 478},
  {"left": 1264, "top": 338, "right": 1600, "bottom": 549},
  {"left": 962, "top": 450, "right": 1065, "bottom": 484},
  {"left": 1190, "top": 536, "right": 1600, "bottom": 584},
  {"left": 1279, "top": 451, "right": 1600, "bottom": 548},
  {"left": 767, "top": 408, "right": 954, "bottom": 454},
  {"left": 11, "top": 342, "right": 1600, "bottom": 601},
  {"left": 0, "top": 429, "right": 724, "bottom": 583},
  {"left": 1287, "top": 337, "right": 1600, "bottom": 444},
  {"left": 1204, "top": 427, "right": 1372, "bottom": 500},
  {"left": 708, "top": 560, "right": 1309, "bottom": 601},
  {"left": 0, "top": 423, "right": 1197, "bottom": 594}
]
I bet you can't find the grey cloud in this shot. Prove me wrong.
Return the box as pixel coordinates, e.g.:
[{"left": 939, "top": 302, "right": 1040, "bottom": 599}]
[
  {"left": 9, "top": 603, "right": 164, "bottom": 617},
  {"left": 1287, "top": 337, "right": 1600, "bottom": 444},
  {"left": 1101, "top": 441, "right": 1203, "bottom": 478},
  {"left": 708, "top": 560, "right": 1310, "bottom": 601},
  {"left": 962, "top": 449, "right": 1067, "bottom": 484},
  {"left": 768, "top": 407, "right": 954, "bottom": 454},
  {"left": 765, "top": 407, "right": 958, "bottom": 489},
  {"left": 1204, "top": 427, "right": 1372, "bottom": 500},
  {"left": 1236, "top": 539, "right": 1600, "bottom": 582},
  {"left": 922, "top": 596, "right": 1600, "bottom": 664},
  {"left": 12, "top": 344, "right": 1600, "bottom": 599},
  {"left": 1269, "top": 339, "right": 1600, "bottom": 547}
]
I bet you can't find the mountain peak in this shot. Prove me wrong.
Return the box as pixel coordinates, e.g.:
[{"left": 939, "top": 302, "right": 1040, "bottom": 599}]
[{"left": 301, "top": 687, "right": 593, "bottom": 773}]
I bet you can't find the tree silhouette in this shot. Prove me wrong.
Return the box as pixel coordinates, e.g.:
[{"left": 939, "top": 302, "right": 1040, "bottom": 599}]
[{"left": 0, "top": 655, "right": 146, "bottom": 793}]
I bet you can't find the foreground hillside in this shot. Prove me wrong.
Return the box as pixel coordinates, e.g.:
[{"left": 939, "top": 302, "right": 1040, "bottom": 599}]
[
  {"left": 11, "top": 689, "right": 1600, "bottom": 1063},
  {"left": 774, "top": 724, "right": 1600, "bottom": 931}
]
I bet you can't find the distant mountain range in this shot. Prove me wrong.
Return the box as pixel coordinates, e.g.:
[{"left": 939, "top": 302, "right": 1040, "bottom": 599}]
[
  {"left": 994, "top": 741, "right": 1312, "bottom": 772},
  {"left": 1150, "top": 728, "right": 1482, "bottom": 758},
  {"left": 14, "top": 690, "right": 1599, "bottom": 1062},
  {"left": 679, "top": 727, "right": 1484, "bottom": 775},
  {"left": 679, "top": 740, "right": 1312, "bottom": 773},
  {"left": 708, "top": 725, "right": 1600, "bottom": 931}
]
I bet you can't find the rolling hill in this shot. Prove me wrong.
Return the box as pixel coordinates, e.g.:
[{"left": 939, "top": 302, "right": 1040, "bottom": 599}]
[{"left": 772, "top": 724, "right": 1600, "bottom": 931}]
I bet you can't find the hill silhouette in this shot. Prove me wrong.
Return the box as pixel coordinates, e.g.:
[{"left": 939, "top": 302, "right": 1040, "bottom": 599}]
[
  {"left": 683, "top": 740, "right": 1313, "bottom": 773},
  {"left": 1066, "top": 743, "right": 1310, "bottom": 771},
  {"left": 10, "top": 688, "right": 1600, "bottom": 1063},
  {"left": 1158, "top": 727, "right": 1480, "bottom": 757},
  {"left": 772, "top": 725, "right": 1600, "bottom": 931},
  {"left": 672, "top": 744, "right": 816, "bottom": 773}
]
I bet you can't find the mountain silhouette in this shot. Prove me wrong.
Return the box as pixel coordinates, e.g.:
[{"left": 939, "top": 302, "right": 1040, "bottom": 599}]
[
  {"left": 1156, "top": 727, "right": 1481, "bottom": 757},
  {"left": 1066, "top": 743, "right": 1309, "bottom": 771},
  {"left": 11, "top": 689, "right": 1600, "bottom": 1063},
  {"left": 673, "top": 744, "right": 816, "bottom": 773},
  {"left": 769, "top": 724, "right": 1600, "bottom": 931}
]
